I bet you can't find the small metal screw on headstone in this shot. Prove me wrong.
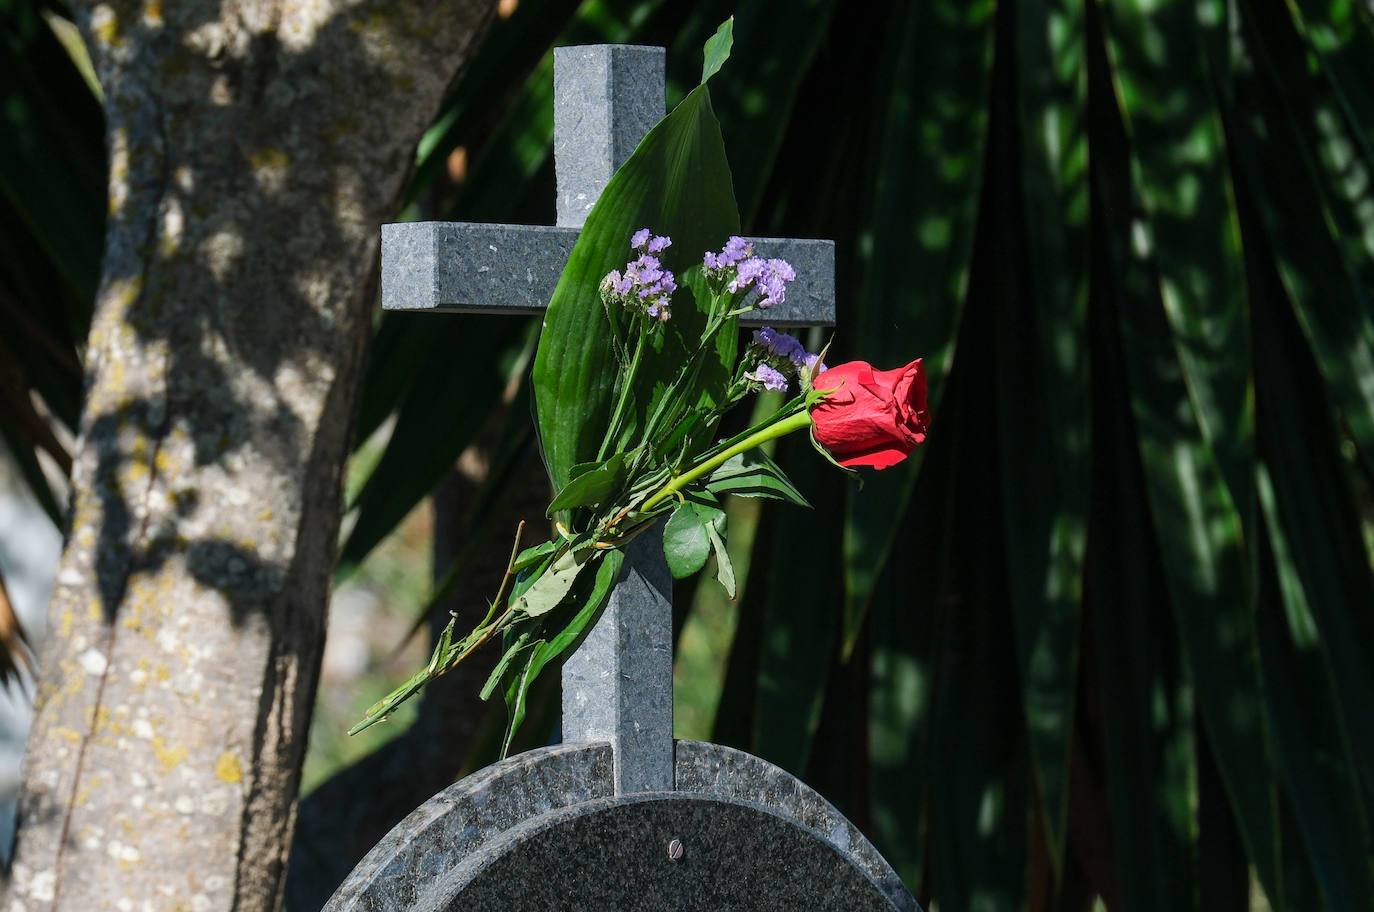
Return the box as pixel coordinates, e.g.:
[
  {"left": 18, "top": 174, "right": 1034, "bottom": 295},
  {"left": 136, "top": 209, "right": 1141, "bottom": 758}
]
[{"left": 326, "top": 45, "right": 921, "bottom": 912}]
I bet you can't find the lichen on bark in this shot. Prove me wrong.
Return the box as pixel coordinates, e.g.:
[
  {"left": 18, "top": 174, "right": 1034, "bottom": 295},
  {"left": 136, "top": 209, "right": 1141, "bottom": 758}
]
[{"left": 4, "top": 1, "right": 499, "bottom": 909}]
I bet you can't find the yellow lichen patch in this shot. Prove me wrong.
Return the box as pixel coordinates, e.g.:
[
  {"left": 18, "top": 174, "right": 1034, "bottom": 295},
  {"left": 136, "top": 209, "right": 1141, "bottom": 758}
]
[
  {"left": 53, "top": 727, "right": 82, "bottom": 743},
  {"left": 94, "top": 707, "right": 111, "bottom": 731},
  {"left": 250, "top": 147, "right": 289, "bottom": 170},
  {"left": 154, "top": 448, "right": 173, "bottom": 474},
  {"left": 87, "top": 600, "right": 102, "bottom": 622},
  {"left": 142, "top": 0, "right": 161, "bottom": 25},
  {"left": 92, "top": 11, "right": 120, "bottom": 48},
  {"left": 257, "top": 507, "right": 273, "bottom": 522},
  {"left": 155, "top": 664, "right": 170, "bottom": 682},
  {"left": 214, "top": 752, "right": 242, "bottom": 784},
  {"left": 107, "top": 274, "right": 144, "bottom": 315},
  {"left": 59, "top": 609, "right": 74, "bottom": 638},
  {"left": 152, "top": 737, "right": 187, "bottom": 772}
]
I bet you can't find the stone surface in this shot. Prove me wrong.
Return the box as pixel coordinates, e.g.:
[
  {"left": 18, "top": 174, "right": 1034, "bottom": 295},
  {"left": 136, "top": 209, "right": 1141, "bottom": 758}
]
[
  {"left": 325, "top": 741, "right": 921, "bottom": 911},
  {"left": 554, "top": 45, "right": 665, "bottom": 229},
  {"left": 675, "top": 740, "right": 912, "bottom": 905},
  {"left": 323, "top": 743, "right": 614, "bottom": 912},
  {"left": 561, "top": 525, "right": 673, "bottom": 794},
  {"left": 417, "top": 794, "right": 894, "bottom": 911},
  {"left": 380, "top": 222, "right": 579, "bottom": 314},
  {"left": 380, "top": 225, "right": 834, "bottom": 327}
]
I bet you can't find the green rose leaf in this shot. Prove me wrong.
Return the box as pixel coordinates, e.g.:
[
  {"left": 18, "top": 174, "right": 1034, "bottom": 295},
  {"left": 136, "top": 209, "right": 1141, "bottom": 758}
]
[
  {"left": 546, "top": 451, "right": 632, "bottom": 516},
  {"left": 663, "top": 501, "right": 711, "bottom": 579}
]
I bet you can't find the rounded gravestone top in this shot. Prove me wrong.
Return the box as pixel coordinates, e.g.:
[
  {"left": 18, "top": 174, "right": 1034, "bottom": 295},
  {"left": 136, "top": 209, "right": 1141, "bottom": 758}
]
[
  {"left": 325, "top": 740, "right": 919, "bottom": 912},
  {"left": 415, "top": 792, "right": 894, "bottom": 911}
]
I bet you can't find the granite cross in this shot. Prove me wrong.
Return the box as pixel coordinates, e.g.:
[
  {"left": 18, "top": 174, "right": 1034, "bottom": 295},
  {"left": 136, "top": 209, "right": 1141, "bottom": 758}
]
[
  {"left": 380, "top": 45, "right": 834, "bottom": 796},
  {"left": 325, "top": 43, "right": 921, "bottom": 912}
]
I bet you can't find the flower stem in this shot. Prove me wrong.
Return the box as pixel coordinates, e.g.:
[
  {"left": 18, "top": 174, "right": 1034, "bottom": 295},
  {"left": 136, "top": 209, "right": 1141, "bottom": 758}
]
[
  {"left": 640, "top": 408, "right": 813, "bottom": 512},
  {"left": 599, "top": 322, "right": 647, "bottom": 461}
]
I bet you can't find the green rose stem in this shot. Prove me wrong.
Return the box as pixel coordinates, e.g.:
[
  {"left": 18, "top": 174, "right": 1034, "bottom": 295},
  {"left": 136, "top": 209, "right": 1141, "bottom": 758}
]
[{"left": 639, "top": 407, "right": 813, "bottom": 513}]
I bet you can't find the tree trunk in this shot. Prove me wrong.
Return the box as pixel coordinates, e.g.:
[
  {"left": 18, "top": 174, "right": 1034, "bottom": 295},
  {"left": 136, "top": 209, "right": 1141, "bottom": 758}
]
[{"left": 4, "top": 2, "right": 498, "bottom": 909}]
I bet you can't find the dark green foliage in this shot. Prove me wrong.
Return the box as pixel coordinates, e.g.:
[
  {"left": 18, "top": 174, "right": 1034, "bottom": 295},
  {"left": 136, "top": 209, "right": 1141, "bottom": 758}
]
[{"left": 8, "top": 0, "right": 1374, "bottom": 908}]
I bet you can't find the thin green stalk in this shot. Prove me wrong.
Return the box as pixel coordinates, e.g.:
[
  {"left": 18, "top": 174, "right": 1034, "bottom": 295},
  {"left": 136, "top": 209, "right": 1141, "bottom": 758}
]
[
  {"left": 599, "top": 321, "right": 648, "bottom": 461},
  {"left": 640, "top": 408, "right": 813, "bottom": 512}
]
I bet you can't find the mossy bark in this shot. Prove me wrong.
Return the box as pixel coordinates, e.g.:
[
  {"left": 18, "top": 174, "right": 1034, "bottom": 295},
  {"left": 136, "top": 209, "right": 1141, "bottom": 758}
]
[{"left": 4, "top": 1, "right": 498, "bottom": 908}]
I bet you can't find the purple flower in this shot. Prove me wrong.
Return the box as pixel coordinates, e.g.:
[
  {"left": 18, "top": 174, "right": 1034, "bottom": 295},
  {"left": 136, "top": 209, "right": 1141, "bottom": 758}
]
[
  {"left": 601, "top": 229, "right": 676, "bottom": 322},
  {"left": 753, "top": 327, "right": 805, "bottom": 361},
  {"left": 730, "top": 257, "right": 795, "bottom": 309},
  {"left": 703, "top": 236, "right": 756, "bottom": 277},
  {"left": 749, "top": 326, "right": 825, "bottom": 381},
  {"left": 745, "top": 364, "right": 789, "bottom": 392},
  {"left": 799, "top": 351, "right": 828, "bottom": 376}
]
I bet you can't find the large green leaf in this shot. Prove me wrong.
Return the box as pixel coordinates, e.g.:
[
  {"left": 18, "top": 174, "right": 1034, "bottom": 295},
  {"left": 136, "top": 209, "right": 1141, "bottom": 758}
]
[
  {"left": 1085, "top": 211, "right": 1197, "bottom": 912},
  {"left": 1256, "top": 470, "right": 1374, "bottom": 912},
  {"left": 1102, "top": 0, "right": 1255, "bottom": 520},
  {"left": 1234, "top": 0, "right": 1374, "bottom": 476},
  {"left": 531, "top": 82, "right": 739, "bottom": 491},
  {"left": 1000, "top": 0, "right": 1091, "bottom": 862},
  {"left": 1095, "top": 3, "right": 1282, "bottom": 899},
  {"left": 1244, "top": 200, "right": 1374, "bottom": 833},
  {"left": 925, "top": 292, "right": 1029, "bottom": 912}
]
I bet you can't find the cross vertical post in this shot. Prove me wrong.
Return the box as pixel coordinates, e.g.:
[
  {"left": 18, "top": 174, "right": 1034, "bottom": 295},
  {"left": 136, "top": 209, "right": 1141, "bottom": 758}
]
[
  {"left": 379, "top": 44, "right": 835, "bottom": 798},
  {"left": 551, "top": 45, "right": 675, "bottom": 796}
]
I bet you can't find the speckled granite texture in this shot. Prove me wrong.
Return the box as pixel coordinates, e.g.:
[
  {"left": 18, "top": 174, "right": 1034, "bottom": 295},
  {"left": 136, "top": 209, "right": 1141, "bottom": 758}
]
[
  {"left": 322, "top": 743, "right": 614, "bottom": 912},
  {"left": 325, "top": 741, "right": 920, "bottom": 911},
  {"left": 562, "top": 523, "right": 674, "bottom": 794},
  {"left": 416, "top": 793, "right": 894, "bottom": 911},
  {"left": 379, "top": 224, "right": 834, "bottom": 327}
]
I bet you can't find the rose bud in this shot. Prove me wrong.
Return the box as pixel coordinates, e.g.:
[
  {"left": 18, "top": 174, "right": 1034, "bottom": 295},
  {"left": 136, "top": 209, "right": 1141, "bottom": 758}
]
[{"left": 811, "top": 359, "right": 929, "bottom": 469}]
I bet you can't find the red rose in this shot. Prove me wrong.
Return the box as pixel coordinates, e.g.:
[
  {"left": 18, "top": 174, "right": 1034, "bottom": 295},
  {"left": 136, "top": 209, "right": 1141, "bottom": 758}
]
[{"left": 811, "top": 359, "right": 929, "bottom": 469}]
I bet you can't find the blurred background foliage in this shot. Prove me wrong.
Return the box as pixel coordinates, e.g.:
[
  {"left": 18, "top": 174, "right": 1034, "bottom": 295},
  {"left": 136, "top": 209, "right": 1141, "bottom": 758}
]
[{"left": 4, "top": 0, "right": 1374, "bottom": 909}]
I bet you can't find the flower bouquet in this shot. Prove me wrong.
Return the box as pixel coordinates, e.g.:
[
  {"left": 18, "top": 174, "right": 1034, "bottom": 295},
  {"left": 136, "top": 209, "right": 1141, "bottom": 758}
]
[{"left": 351, "top": 21, "right": 928, "bottom": 753}]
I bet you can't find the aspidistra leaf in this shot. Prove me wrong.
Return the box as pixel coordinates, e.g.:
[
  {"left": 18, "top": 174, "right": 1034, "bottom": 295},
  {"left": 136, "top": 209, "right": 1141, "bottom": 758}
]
[{"left": 531, "top": 82, "right": 739, "bottom": 491}]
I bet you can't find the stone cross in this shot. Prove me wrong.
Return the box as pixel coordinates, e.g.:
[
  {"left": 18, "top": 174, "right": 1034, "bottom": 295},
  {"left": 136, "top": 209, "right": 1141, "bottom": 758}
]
[
  {"left": 380, "top": 45, "right": 834, "bottom": 795},
  {"left": 326, "top": 43, "right": 920, "bottom": 912}
]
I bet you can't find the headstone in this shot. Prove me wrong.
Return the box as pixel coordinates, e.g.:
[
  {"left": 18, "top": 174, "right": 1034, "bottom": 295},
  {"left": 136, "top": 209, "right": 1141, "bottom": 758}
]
[{"left": 326, "top": 44, "right": 919, "bottom": 912}]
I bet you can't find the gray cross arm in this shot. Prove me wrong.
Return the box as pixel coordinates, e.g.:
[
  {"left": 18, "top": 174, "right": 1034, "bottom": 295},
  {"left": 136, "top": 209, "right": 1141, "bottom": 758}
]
[{"left": 381, "top": 221, "right": 836, "bottom": 327}]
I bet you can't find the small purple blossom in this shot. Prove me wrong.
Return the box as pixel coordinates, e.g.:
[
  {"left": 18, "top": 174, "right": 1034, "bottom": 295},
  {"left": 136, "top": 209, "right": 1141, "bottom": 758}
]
[
  {"left": 753, "top": 327, "right": 805, "bottom": 362},
  {"left": 600, "top": 230, "right": 676, "bottom": 323},
  {"left": 729, "top": 257, "right": 795, "bottom": 309},
  {"left": 703, "top": 236, "right": 756, "bottom": 279},
  {"left": 746, "top": 326, "right": 825, "bottom": 388},
  {"left": 745, "top": 363, "right": 789, "bottom": 392},
  {"left": 799, "top": 351, "right": 828, "bottom": 376}
]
